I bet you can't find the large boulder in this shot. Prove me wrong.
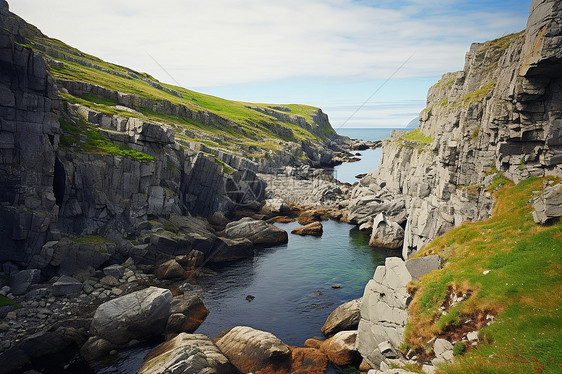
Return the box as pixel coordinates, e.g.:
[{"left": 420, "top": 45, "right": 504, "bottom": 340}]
[
  {"left": 224, "top": 217, "right": 288, "bottom": 246},
  {"left": 216, "top": 326, "right": 292, "bottom": 374},
  {"left": 9, "top": 269, "right": 41, "bottom": 295},
  {"left": 155, "top": 259, "right": 188, "bottom": 280},
  {"left": 369, "top": 213, "right": 404, "bottom": 249},
  {"left": 321, "top": 298, "right": 361, "bottom": 337},
  {"left": 90, "top": 287, "right": 173, "bottom": 345},
  {"left": 138, "top": 333, "right": 235, "bottom": 374},
  {"left": 532, "top": 183, "right": 562, "bottom": 224},
  {"left": 319, "top": 330, "right": 360, "bottom": 366},
  {"left": 166, "top": 292, "right": 209, "bottom": 334},
  {"left": 291, "top": 221, "right": 323, "bottom": 236}
]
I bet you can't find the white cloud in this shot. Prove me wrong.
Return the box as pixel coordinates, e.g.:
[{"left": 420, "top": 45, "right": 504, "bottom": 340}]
[
  {"left": 9, "top": 0, "right": 530, "bottom": 88},
  {"left": 7, "top": 0, "right": 530, "bottom": 128}
]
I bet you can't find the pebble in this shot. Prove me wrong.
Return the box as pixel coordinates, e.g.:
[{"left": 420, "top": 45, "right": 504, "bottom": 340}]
[{"left": 6, "top": 312, "right": 17, "bottom": 320}]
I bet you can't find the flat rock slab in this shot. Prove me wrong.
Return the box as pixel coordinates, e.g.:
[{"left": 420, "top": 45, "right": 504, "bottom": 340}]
[
  {"left": 405, "top": 255, "right": 441, "bottom": 279},
  {"left": 224, "top": 217, "right": 288, "bottom": 246},
  {"left": 52, "top": 275, "right": 82, "bottom": 297}
]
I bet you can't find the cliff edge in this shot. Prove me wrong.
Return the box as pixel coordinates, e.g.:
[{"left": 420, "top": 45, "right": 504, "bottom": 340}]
[{"left": 348, "top": 0, "right": 562, "bottom": 259}]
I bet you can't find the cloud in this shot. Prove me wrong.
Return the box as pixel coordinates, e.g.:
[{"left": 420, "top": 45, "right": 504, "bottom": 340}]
[{"left": 10, "top": 0, "right": 530, "bottom": 88}]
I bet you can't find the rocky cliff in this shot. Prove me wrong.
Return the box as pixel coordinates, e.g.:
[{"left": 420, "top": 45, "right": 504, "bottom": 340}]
[
  {"left": 349, "top": 0, "right": 562, "bottom": 259},
  {"left": 0, "top": 0, "right": 342, "bottom": 269}
]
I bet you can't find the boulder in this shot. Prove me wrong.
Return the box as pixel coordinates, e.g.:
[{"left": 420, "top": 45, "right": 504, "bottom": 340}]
[
  {"left": 369, "top": 213, "right": 404, "bottom": 249},
  {"left": 432, "top": 338, "right": 454, "bottom": 365},
  {"left": 224, "top": 217, "right": 288, "bottom": 246},
  {"left": 319, "top": 330, "right": 360, "bottom": 366},
  {"left": 208, "top": 237, "right": 254, "bottom": 262},
  {"left": 102, "top": 264, "right": 125, "bottom": 279},
  {"left": 166, "top": 293, "right": 209, "bottom": 334},
  {"left": 100, "top": 275, "right": 119, "bottom": 287},
  {"left": 139, "top": 333, "right": 235, "bottom": 374},
  {"left": 532, "top": 183, "right": 562, "bottom": 224},
  {"left": 321, "top": 298, "right": 361, "bottom": 337},
  {"left": 297, "top": 209, "right": 324, "bottom": 225},
  {"left": 52, "top": 275, "right": 82, "bottom": 297},
  {"left": 216, "top": 326, "right": 292, "bottom": 374},
  {"left": 290, "top": 347, "right": 328, "bottom": 374},
  {"left": 405, "top": 255, "right": 441, "bottom": 279},
  {"left": 90, "top": 287, "right": 173, "bottom": 346},
  {"left": 182, "top": 250, "right": 205, "bottom": 269},
  {"left": 291, "top": 221, "right": 323, "bottom": 236},
  {"left": 155, "top": 259, "right": 188, "bottom": 280},
  {"left": 9, "top": 269, "right": 40, "bottom": 295}
]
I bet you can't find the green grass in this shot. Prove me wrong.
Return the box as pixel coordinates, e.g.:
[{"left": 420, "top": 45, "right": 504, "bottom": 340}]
[
  {"left": 59, "top": 116, "right": 154, "bottom": 161},
  {"left": 406, "top": 177, "right": 562, "bottom": 374},
  {"left": 401, "top": 128, "right": 433, "bottom": 144},
  {"left": 72, "top": 235, "right": 114, "bottom": 244},
  {"left": 457, "top": 82, "right": 497, "bottom": 107},
  {"left": 0, "top": 295, "right": 17, "bottom": 307}
]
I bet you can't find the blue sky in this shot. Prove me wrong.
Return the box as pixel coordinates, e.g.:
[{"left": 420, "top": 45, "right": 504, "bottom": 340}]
[{"left": 10, "top": 0, "right": 532, "bottom": 129}]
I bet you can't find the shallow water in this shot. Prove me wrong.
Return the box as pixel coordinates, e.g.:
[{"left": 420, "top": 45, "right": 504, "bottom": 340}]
[
  {"left": 332, "top": 148, "right": 382, "bottom": 184},
  {"left": 97, "top": 222, "right": 394, "bottom": 373},
  {"left": 197, "top": 221, "right": 391, "bottom": 346}
]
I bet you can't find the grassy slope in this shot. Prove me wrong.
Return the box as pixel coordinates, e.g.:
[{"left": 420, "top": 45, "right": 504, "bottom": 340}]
[
  {"left": 13, "top": 13, "right": 334, "bottom": 155},
  {"left": 405, "top": 176, "right": 561, "bottom": 374}
]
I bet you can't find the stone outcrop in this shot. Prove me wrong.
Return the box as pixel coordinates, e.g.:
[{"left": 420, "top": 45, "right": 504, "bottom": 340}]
[
  {"left": 291, "top": 221, "right": 323, "bottom": 236},
  {"left": 321, "top": 298, "right": 361, "bottom": 337},
  {"left": 369, "top": 213, "right": 404, "bottom": 249},
  {"left": 532, "top": 182, "right": 562, "bottom": 223},
  {"left": 357, "top": 258, "right": 411, "bottom": 368},
  {"left": 139, "top": 333, "right": 235, "bottom": 374},
  {"left": 348, "top": 0, "right": 562, "bottom": 259},
  {"left": 215, "top": 326, "right": 292, "bottom": 374}
]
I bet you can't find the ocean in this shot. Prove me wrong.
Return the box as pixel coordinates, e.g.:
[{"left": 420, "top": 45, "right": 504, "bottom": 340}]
[{"left": 332, "top": 127, "right": 402, "bottom": 183}]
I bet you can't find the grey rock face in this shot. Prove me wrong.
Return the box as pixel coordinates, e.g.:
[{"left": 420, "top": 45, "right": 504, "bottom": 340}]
[
  {"left": 432, "top": 339, "right": 454, "bottom": 365},
  {"left": 532, "top": 183, "right": 562, "bottom": 224},
  {"left": 0, "top": 11, "right": 59, "bottom": 264},
  {"left": 348, "top": 0, "right": 562, "bottom": 259},
  {"left": 90, "top": 287, "right": 173, "bottom": 345},
  {"left": 9, "top": 269, "right": 41, "bottom": 295},
  {"left": 52, "top": 275, "right": 82, "bottom": 297},
  {"left": 405, "top": 255, "right": 441, "bottom": 279},
  {"left": 369, "top": 213, "right": 405, "bottom": 249},
  {"left": 357, "top": 258, "right": 411, "bottom": 368},
  {"left": 139, "top": 333, "right": 235, "bottom": 374},
  {"left": 321, "top": 298, "right": 361, "bottom": 337}
]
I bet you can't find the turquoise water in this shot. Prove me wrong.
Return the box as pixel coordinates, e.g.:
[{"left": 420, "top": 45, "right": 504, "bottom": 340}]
[
  {"left": 197, "top": 221, "right": 393, "bottom": 346},
  {"left": 333, "top": 128, "right": 400, "bottom": 184}
]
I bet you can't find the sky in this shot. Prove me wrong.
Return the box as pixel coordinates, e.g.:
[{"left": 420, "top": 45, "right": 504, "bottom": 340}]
[{"left": 9, "top": 0, "right": 532, "bottom": 129}]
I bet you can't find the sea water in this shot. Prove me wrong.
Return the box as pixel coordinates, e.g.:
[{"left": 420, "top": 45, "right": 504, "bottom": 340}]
[{"left": 333, "top": 128, "right": 400, "bottom": 184}]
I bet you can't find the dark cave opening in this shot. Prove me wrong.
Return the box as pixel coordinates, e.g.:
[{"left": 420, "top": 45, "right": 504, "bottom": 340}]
[{"left": 53, "top": 157, "right": 65, "bottom": 207}]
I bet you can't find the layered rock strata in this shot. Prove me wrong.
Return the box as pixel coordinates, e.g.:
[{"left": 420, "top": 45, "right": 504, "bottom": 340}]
[{"left": 349, "top": 0, "right": 562, "bottom": 258}]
